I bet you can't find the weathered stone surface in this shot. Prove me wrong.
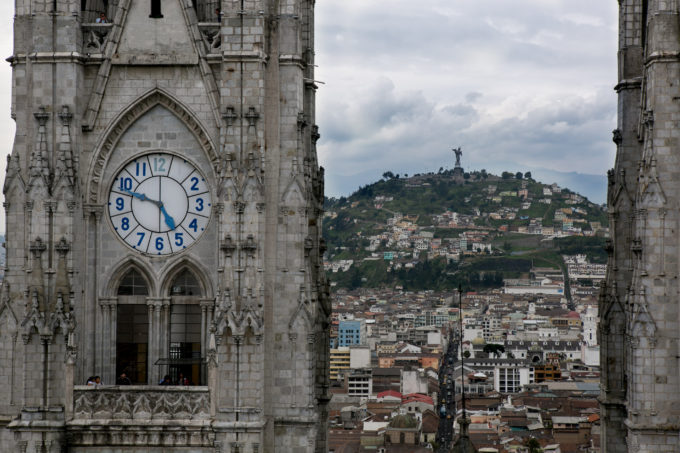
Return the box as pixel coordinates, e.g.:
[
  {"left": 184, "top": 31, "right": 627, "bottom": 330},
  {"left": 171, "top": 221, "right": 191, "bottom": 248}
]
[
  {"left": 604, "top": 1, "right": 680, "bottom": 452},
  {"left": 1, "top": 0, "right": 329, "bottom": 451}
]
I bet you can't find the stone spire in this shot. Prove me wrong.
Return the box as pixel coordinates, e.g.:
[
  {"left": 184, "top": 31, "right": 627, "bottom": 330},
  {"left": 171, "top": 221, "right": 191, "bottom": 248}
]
[
  {"left": 450, "top": 414, "right": 476, "bottom": 453},
  {"left": 55, "top": 105, "right": 76, "bottom": 191},
  {"left": 29, "top": 107, "right": 51, "bottom": 188},
  {"left": 451, "top": 285, "right": 476, "bottom": 453}
]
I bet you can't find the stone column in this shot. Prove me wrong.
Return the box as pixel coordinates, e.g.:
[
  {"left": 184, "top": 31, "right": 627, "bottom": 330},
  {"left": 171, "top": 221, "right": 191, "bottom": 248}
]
[
  {"left": 199, "top": 298, "right": 214, "bottom": 361},
  {"left": 98, "top": 297, "right": 117, "bottom": 384},
  {"left": 145, "top": 299, "right": 155, "bottom": 385},
  {"left": 146, "top": 298, "right": 165, "bottom": 385}
]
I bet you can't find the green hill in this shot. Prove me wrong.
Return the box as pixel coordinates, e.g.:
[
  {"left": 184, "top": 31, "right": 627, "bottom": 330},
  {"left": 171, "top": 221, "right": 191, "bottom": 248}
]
[{"left": 322, "top": 169, "right": 608, "bottom": 291}]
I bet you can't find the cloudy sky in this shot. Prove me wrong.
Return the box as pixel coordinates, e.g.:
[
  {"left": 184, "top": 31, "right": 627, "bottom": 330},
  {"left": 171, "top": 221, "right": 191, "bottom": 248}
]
[
  {"left": 0, "top": 1, "right": 618, "bottom": 206},
  {"left": 315, "top": 0, "right": 618, "bottom": 203}
]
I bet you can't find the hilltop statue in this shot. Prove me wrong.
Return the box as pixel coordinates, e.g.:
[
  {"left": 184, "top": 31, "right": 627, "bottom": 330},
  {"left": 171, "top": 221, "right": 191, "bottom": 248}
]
[{"left": 452, "top": 147, "right": 463, "bottom": 168}]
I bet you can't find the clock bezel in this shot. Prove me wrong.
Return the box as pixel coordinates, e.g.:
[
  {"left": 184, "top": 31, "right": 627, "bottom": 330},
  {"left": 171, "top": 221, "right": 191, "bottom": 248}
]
[{"left": 106, "top": 151, "right": 213, "bottom": 256}]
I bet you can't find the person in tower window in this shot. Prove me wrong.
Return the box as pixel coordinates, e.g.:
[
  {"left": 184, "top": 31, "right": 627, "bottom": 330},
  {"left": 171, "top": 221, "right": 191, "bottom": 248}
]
[
  {"left": 96, "top": 12, "right": 108, "bottom": 23},
  {"left": 116, "top": 372, "right": 131, "bottom": 385}
]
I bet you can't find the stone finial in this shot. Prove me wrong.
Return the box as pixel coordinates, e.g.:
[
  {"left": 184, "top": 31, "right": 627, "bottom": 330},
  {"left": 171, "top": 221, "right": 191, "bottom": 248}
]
[
  {"left": 222, "top": 106, "right": 238, "bottom": 126},
  {"left": 297, "top": 112, "right": 307, "bottom": 131},
  {"left": 242, "top": 234, "right": 257, "bottom": 257},
  {"left": 245, "top": 107, "right": 260, "bottom": 127},
  {"left": 30, "top": 107, "right": 51, "bottom": 183},
  {"left": 55, "top": 237, "right": 71, "bottom": 256},
  {"left": 304, "top": 236, "right": 314, "bottom": 257},
  {"left": 221, "top": 235, "right": 236, "bottom": 257},
  {"left": 29, "top": 237, "right": 47, "bottom": 258},
  {"left": 233, "top": 201, "right": 246, "bottom": 214}
]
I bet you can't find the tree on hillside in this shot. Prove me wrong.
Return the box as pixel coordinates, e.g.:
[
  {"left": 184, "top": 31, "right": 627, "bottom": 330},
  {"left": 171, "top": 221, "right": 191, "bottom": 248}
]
[
  {"left": 515, "top": 172, "right": 523, "bottom": 179},
  {"left": 480, "top": 169, "right": 487, "bottom": 179},
  {"left": 502, "top": 171, "right": 513, "bottom": 179},
  {"left": 525, "top": 437, "right": 542, "bottom": 453},
  {"left": 382, "top": 171, "right": 395, "bottom": 180},
  {"left": 483, "top": 343, "right": 505, "bottom": 358},
  {"left": 524, "top": 171, "right": 532, "bottom": 179}
]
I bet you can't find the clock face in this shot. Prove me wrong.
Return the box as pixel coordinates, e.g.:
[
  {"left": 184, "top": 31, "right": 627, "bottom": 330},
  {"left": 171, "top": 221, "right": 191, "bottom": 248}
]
[{"left": 107, "top": 152, "right": 212, "bottom": 255}]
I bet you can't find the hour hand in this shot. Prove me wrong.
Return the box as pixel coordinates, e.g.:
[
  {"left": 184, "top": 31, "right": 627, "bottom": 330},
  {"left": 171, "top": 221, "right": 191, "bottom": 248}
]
[
  {"left": 125, "top": 189, "right": 151, "bottom": 203},
  {"left": 125, "top": 189, "right": 162, "bottom": 208}
]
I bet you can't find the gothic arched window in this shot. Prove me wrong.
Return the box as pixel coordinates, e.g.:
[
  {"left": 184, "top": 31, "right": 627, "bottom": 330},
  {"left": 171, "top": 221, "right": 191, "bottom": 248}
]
[
  {"left": 116, "top": 268, "right": 149, "bottom": 384},
  {"left": 117, "top": 269, "right": 149, "bottom": 295},
  {"left": 169, "top": 269, "right": 201, "bottom": 296}
]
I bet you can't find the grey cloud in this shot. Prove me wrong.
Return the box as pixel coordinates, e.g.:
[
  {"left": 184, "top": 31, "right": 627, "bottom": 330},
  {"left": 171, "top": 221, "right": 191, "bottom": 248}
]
[{"left": 317, "top": 0, "right": 617, "bottom": 202}]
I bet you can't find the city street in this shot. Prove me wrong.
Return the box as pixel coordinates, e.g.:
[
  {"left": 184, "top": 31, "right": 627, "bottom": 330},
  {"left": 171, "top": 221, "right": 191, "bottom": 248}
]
[{"left": 436, "top": 337, "right": 459, "bottom": 452}]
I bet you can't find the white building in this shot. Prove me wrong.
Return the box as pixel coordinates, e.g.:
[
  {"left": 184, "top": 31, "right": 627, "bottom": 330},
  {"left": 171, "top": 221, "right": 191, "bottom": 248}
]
[{"left": 494, "top": 364, "right": 534, "bottom": 393}]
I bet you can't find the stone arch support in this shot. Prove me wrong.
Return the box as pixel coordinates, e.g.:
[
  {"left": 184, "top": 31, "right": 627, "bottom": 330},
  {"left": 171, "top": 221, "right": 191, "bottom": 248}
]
[
  {"left": 158, "top": 256, "right": 215, "bottom": 299},
  {"left": 86, "top": 88, "right": 219, "bottom": 203},
  {"left": 102, "top": 256, "right": 158, "bottom": 297}
]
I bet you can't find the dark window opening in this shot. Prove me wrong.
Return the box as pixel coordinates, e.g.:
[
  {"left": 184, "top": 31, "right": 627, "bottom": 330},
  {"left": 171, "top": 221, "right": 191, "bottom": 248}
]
[
  {"left": 193, "top": 0, "right": 221, "bottom": 22},
  {"left": 150, "top": 0, "right": 163, "bottom": 18},
  {"left": 81, "top": 0, "right": 114, "bottom": 23},
  {"left": 168, "top": 304, "right": 204, "bottom": 384},
  {"left": 170, "top": 269, "right": 201, "bottom": 296},
  {"left": 117, "top": 269, "right": 149, "bottom": 296},
  {"left": 116, "top": 304, "right": 148, "bottom": 384}
]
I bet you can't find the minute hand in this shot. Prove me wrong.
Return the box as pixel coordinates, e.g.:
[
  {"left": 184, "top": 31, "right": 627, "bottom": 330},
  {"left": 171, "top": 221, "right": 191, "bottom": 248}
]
[{"left": 159, "top": 205, "right": 176, "bottom": 230}]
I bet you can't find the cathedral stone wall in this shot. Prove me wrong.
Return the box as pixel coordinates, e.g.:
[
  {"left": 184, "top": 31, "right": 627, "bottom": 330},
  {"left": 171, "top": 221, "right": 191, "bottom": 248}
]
[
  {"left": 603, "top": 1, "right": 680, "bottom": 452},
  {"left": 1, "top": 0, "right": 329, "bottom": 451}
]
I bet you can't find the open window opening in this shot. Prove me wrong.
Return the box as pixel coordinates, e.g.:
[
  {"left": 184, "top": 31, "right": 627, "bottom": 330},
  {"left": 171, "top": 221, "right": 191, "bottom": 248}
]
[
  {"left": 156, "top": 268, "right": 206, "bottom": 385},
  {"left": 81, "top": 0, "right": 117, "bottom": 23},
  {"left": 150, "top": 0, "right": 163, "bottom": 18},
  {"left": 193, "top": 0, "right": 222, "bottom": 22},
  {"left": 116, "top": 269, "right": 149, "bottom": 384}
]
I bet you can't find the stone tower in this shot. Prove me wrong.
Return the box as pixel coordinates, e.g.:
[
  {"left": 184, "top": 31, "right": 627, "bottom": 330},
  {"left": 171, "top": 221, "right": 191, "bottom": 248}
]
[
  {"left": 1, "top": 0, "right": 330, "bottom": 452},
  {"left": 602, "top": 1, "right": 680, "bottom": 452}
]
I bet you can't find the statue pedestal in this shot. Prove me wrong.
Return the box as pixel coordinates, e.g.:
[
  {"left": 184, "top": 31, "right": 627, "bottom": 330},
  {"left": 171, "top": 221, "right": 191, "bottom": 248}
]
[{"left": 452, "top": 167, "right": 464, "bottom": 184}]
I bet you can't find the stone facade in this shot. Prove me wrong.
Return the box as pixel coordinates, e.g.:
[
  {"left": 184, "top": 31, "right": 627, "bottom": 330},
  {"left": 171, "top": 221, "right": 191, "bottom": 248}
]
[
  {"left": 1, "top": 0, "right": 330, "bottom": 452},
  {"left": 602, "top": 1, "right": 680, "bottom": 452}
]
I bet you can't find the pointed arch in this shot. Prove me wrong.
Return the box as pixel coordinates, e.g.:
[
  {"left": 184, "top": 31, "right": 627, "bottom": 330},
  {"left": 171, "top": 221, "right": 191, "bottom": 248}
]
[
  {"left": 159, "top": 256, "right": 214, "bottom": 299},
  {"left": 281, "top": 175, "right": 306, "bottom": 205},
  {"left": 103, "top": 256, "right": 157, "bottom": 297},
  {"left": 3, "top": 154, "right": 26, "bottom": 197},
  {"left": 86, "top": 88, "right": 219, "bottom": 203}
]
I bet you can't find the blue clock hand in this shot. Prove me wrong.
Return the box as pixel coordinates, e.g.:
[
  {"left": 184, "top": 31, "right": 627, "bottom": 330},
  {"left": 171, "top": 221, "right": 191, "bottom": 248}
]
[
  {"left": 125, "top": 189, "right": 149, "bottom": 202},
  {"left": 125, "top": 189, "right": 175, "bottom": 229},
  {"left": 159, "top": 205, "right": 176, "bottom": 230}
]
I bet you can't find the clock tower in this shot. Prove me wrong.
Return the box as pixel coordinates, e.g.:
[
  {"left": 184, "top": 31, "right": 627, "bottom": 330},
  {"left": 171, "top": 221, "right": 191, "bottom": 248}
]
[{"left": 1, "top": 0, "right": 330, "bottom": 452}]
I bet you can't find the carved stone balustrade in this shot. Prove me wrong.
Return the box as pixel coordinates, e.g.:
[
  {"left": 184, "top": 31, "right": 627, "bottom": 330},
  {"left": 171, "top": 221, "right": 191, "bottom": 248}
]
[{"left": 68, "top": 385, "right": 213, "bottom": 447}]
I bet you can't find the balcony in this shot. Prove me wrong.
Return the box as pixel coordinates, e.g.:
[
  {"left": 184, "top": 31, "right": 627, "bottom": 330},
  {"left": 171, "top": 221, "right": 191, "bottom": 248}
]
[{"left": 68, "top": 385, "right": 212, "bottom": 447}]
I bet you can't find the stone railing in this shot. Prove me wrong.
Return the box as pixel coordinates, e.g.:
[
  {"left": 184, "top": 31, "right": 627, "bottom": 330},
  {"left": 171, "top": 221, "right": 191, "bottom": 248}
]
[
  {"left": 81, "top": 23, "right": 113, "bottom": 54},
  {"left": 72, "top": 385, "right": 210, "bottom": 421}
]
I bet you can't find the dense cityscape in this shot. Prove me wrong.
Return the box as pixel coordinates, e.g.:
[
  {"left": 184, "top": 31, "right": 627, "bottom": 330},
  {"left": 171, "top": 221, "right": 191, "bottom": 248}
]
[{"left": 323, "top": 169, "right": 607, "bottom": 452}]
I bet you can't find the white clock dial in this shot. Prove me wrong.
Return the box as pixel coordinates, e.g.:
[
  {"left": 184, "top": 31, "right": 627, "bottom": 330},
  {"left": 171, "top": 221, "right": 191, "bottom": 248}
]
[{"left": 107, "top": 152, "right": 212, "bottom": 255}]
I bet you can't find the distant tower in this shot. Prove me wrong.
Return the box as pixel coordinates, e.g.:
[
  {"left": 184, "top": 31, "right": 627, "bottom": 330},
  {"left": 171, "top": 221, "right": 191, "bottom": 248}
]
[
  {"left": 0, "top": 0, "right": 330, "bottom": 452},
  {"left": 602, "top": 1, "right": 680, "bottom": 452}
]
